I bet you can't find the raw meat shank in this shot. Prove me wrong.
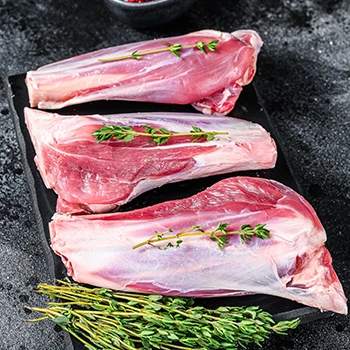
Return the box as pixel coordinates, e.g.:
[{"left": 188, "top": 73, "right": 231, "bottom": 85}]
[
  {"left": 24, "top": 108, "right": 277, "bottom": 214},
  {"left": 50, "top": 176, "right": 347, "bottom": 314},
  {"left": 26, "top": 29, "right": 262, "bottom": 115}
]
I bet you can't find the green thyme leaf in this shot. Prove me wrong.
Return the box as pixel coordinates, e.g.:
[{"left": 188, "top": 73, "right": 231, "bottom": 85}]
[
  {"left": 51, "top": 316, "right": 70, "bottom": 326},
  {"left": 131, "top": 50, "right": 142, "bottom": 60},
  {"left": 207, "top": 39, "right": 219, "bottom": 51},
  {"left": 159, "top": 128, "right": 171, "bottom": 134},
  {"left": 123, "top": 134, "right": 135, "bottom": 143},
  {"left": 196, "top": 41, "right": 207, "bottom": 54}
]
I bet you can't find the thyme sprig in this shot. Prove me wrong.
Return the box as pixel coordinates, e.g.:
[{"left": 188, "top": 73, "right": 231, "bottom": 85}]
[
  {"left": 29, "top": 280, "right": 299, "bottom": 350},
  {"left": 92, "top": 124, "right": 228, "bottom": 145},
  {"left": 133, "top": 223, "right": 270, "bottom": 250},
  {"left": 98, "top": 40, "right": 219, "bottom": 62}
]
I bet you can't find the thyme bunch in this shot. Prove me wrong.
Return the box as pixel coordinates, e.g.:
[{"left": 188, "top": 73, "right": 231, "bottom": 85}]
[
  {"left": 92, "top": 124, "right": 228, "bottom": 145},
  {"left": 29, "top": 280, "right": 299, "bottom": 350},
  {"left": 133, "top": 223, "right": 271, "bottom": 250},
  {"left": 98, "top": 40, "right": 219, "bottom": 62}
]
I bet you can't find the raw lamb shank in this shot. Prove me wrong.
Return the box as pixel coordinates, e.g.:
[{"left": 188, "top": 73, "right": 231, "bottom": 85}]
[
  {"left": 50, "top": 176, "right": 347, "bottom": 315},
  {"left": 25, "top": 29, "right": 262, "bottom": 115},
  {"left": 24, "top": 108, "right": 277, "bottom": 214}
]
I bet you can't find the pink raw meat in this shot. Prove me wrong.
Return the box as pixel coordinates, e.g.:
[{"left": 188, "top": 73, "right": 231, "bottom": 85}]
[
  {"left": 24, "top": 108, "right": 277, "bottom": 214},
  {"left": 50, "top": 177, "right": 347, "bottom": 314},
  {"left": 25, "top": 29, "right": 262, "bottom": 115}
]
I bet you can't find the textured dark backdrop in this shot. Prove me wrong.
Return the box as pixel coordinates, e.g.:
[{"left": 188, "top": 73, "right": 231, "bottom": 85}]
[{"left": 0, "top": 0, "right": 349, "bottom": 349}]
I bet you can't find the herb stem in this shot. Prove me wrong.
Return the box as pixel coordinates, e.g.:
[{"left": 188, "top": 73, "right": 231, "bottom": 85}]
[
  {"left": 159, "top": 343, "right": 197, "bottom": 350},
  {"left": 132, "top": 223, "right": 271, "bottom": 250},
  {"left": 98, "top": 46, "right": 178, "bottom": 62},
  {"left": 27, "top": 314, "right": 49, "bottom": 322},
  {"left": 98, "top": 40, "right": 219, "bottom": 62},
  {"left": 123, "top": 131, "right": 227, "bottom": 138},
  {"left": 92, "top": 124, "right": 229, "bottom": 145},
  {"left": 64, "top": 327, "right": 99, "bottom": 350},
  {"left": 29, "top": 307, "right": 63, "bottom": 319},
  {"left": 132, "top": 230, "right": 224, "bottom": 250},
  {"left": 30, "top": 281, "right": 300, "bottom": 350}
]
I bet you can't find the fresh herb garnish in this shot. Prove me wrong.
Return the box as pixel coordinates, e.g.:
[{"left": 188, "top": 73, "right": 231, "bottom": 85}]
[
  {"left": 92, "top": 124, "right": 228, "bottom": 145},
  {"left": 98, "top": 40, "right": 219, "bottom": 62},
  {"left": 29, "top": 280, "right": 299, "bottom": 350},
  {"left": 133, "top": 223, "right": 270, "bottom": 250}
]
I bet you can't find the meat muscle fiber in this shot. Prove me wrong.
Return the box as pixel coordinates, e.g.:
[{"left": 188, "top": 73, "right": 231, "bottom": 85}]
[
  {"left": 50, "top": 177, "right": 347, "bottom": 314},
  {"left": 25, "top": 29, "right": 262, "bottom": 115},
  {"left": 24, "top": 108, "right": 277, "bottom": 214}
]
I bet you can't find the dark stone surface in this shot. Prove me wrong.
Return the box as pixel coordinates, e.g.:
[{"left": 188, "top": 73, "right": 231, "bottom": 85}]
[
  {"left": 0, "top": 0, "right": 349, "bottom": 349},
  {"left": 104, "top": 0, "right": 198, "bottom": 28}
]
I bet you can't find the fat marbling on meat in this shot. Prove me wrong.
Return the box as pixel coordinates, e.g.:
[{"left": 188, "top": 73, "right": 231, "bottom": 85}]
[
  {"left": 50, "top": 176, "right": 347, "bottom": 315},
  {"left": 26, "top": 29, "right": 262, "bottom": 115},
  {"left": 24, "top": 108, "right": 277, "bottom": 214}
]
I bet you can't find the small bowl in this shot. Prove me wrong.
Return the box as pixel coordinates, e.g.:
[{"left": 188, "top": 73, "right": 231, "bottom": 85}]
[{"left": 104, "top": 0, "right": 197, "bottom": 28}]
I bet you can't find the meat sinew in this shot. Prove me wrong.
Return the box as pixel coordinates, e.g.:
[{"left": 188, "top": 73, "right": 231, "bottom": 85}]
[
  {"left": 24, "top": 108, "right": 277, "bottom": 214},
  {"left": 25, "top": 29, "right": 262, "bottom": 115},
  {"left": 50, "top": 177, "right": 347, "bottom": 315}
]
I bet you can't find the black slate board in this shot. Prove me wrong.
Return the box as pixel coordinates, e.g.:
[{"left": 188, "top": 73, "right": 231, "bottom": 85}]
[{"left": 6, "top": 74, "right": 333, "bottom": 350}]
